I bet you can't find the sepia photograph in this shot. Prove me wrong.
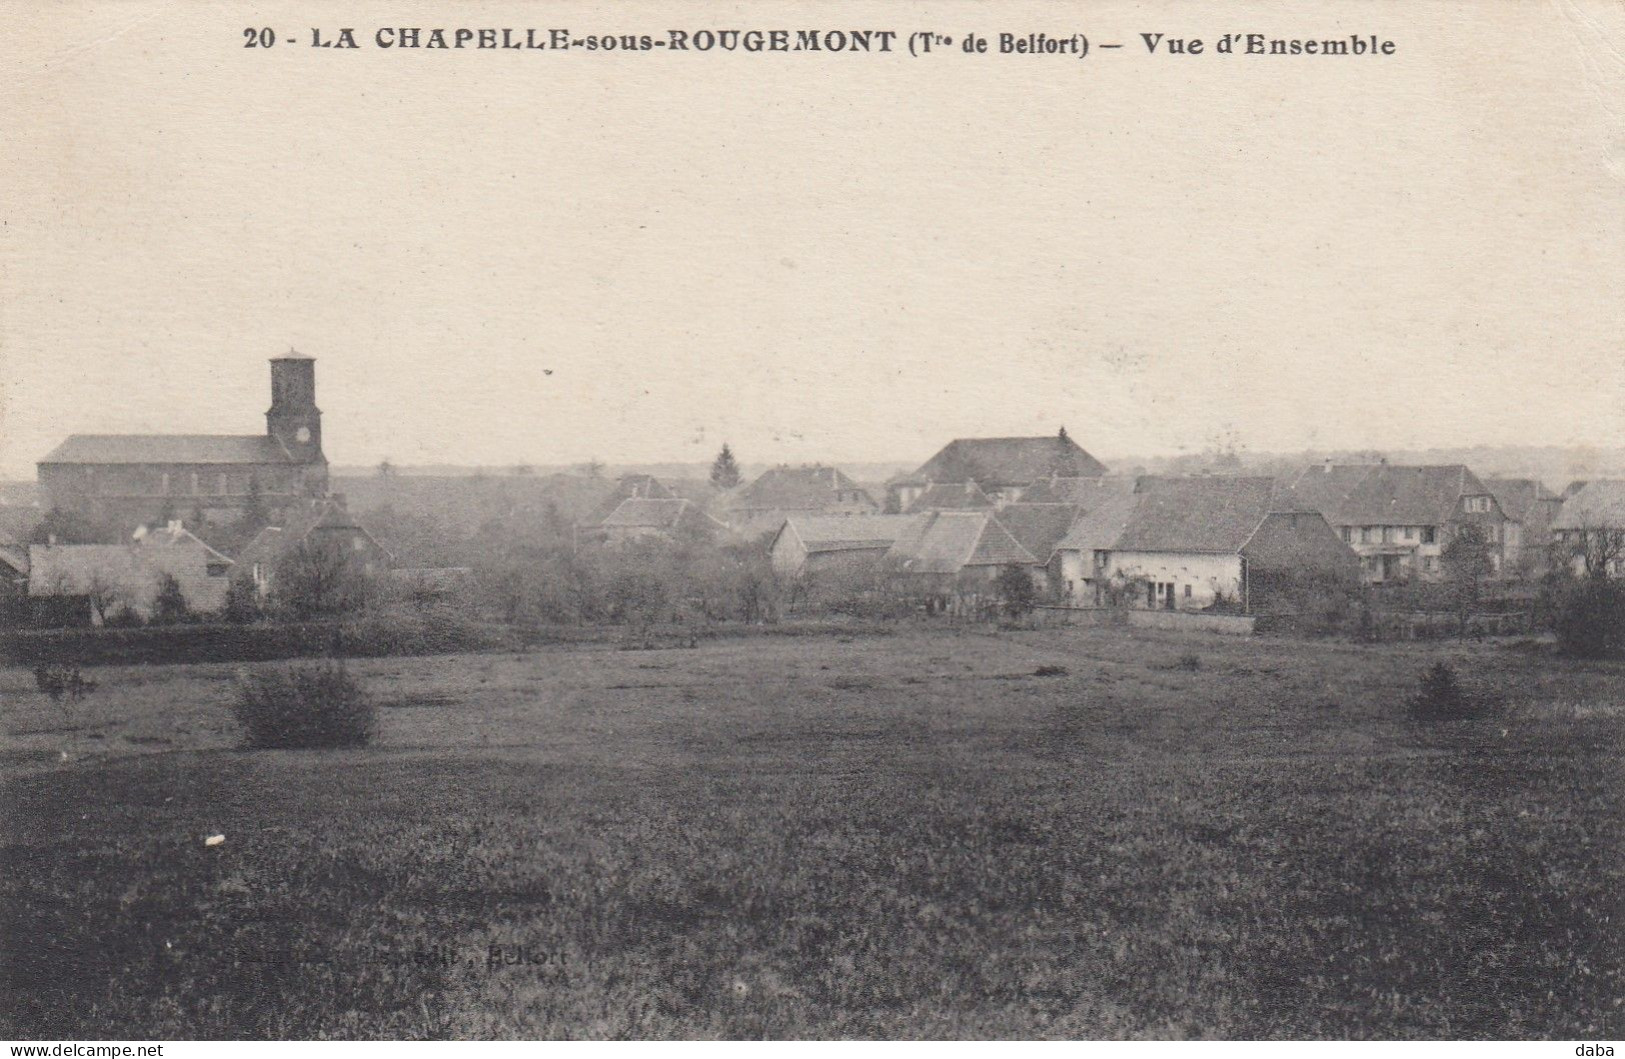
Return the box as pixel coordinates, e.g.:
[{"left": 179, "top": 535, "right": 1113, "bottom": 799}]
[{"left": 1, "top": 0, "right": 1621, "bottom": 1045}]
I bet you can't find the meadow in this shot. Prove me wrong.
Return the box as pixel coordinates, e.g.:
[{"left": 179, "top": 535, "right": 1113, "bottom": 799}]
[{"left": 1, "top": 626, "right": 1620, "bottom": 1039}]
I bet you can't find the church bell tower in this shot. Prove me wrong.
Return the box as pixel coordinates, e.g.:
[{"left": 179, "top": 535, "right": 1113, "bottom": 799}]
[{"left": 266, "top": 351, "right": 323, "bottom": 463}]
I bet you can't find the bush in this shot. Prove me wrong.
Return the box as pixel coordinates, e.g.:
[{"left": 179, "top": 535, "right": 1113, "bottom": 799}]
[
  {"left": 1406, "top": 662, "right": 1485, "bottom": 722},
  {"left": 1, "top": 612, "right": 512, "bottom": 668},
  {"left": 151, "top": 574, "right": 191, "bottom": 626},
  {"left": 1555, "top": 579, "right": 1625, "bottom": 660},
  {"left": 232, "top": 663, "right": 375, "bottom": 749}
]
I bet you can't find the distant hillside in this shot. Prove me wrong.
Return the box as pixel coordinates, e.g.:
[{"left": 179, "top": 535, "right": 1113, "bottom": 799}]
[
  {"left": 1098, "top": 447, "right": 1625, "bottom": 492},
  {"left": 332, "top": 461, "right": 919, "bottom": 484}
]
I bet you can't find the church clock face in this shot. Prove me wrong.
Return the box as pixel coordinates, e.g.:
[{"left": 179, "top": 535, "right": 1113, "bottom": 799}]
[{"left": 296, "top": 427, "right": 311, "bottom": 444}]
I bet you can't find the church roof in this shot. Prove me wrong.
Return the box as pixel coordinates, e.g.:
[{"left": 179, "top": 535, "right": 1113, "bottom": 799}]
[{"left": 39, "top": 434, "right": 297, "bottom": 466}]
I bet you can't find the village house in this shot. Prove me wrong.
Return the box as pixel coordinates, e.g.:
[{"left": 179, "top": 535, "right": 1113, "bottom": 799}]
[
  {"left": 0, "top": 531, "right": 31, "bottom": 626},
  {"left": 27, "top": 521, "right": 234, "bottom": 624},
  {"left": 887, "top": 433, "right": 1108, "bottom": 513},
  {"left": 1052, "top": 492, "right": 1142, "bottom": 606},
  {"left": 234, "top": 497, "right": 391, "bottom": 603},
  {"left": 1551, "top": 479, "right": 1625, "bottom": 578},
  {"left": 1285, "top": 462, "right": 1510, "bottom": 583},
  {"left": 579, "top": 474, "right": 676, "bottom": 532},
  {"left": 595, "top": 497, "right": 726, "bottom": 545},
  {"left": 884, "top": 510, "right": 1041, "bottom": 610},
  {"left": 1484, "top": 477, "right": 1564, "bottom": 575},
  {"left": 724, "top": 465, "right": 877, "bottom": 539},
  {"left": 1053, "top": 477, "right": 1359, "bottom": 612},
  {"left": 37, "top": 353, "right": 329, "bottom": 536},
  {"left": 992, "top": 503, "right": 1085, "bottom": 589},
  {"left": 769, "top": 514, "right": 924, "bottom": 579}
]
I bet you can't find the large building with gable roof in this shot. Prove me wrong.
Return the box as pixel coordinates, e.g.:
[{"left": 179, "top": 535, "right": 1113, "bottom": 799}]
[
  {"left": 1284, "top": 461, "right": 1509, "bottom": 582},
  {"left": 888, "top": 433, "right": 1108, "bottom": 513}
]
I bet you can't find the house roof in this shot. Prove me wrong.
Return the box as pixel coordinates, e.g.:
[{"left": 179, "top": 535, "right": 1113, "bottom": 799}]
[
  {"left": 600, "top": 497, "right": 712, "bottom": 531},
  {"left": 1484, "top": 477, "right": 1560, "bottom": 523},
  {"left": 1285, "top": 463, "right": 1377, "bottom": 516},
  {"left": 1018, "top": 475, "right": 1137, "bottom": 506},
  {"left": 27, "top": 539, "right": 221, "bottom": 598},
  {"left": 27, "top": 546, "right": 148, "bottom": 596},
  {"left": 234, "top": 498, "right": 388, "bottom": 568},
  {"left": 905, "top": 480, "right": 996, "bottom": 513},
  {"left": 134, "top": 522, "right": 234, "bottom": 566},
  {"left": 1553, "top": 480, "right": 1625, "bottom": 530},
  {"left": 1339, "top": 465, "right": 1494, "bottom": 524},
  {"left": 582, "top": 474, "right": 674, "bottom": 526},
  {"left": 1113, "top": 476, "right": 1279, "bottom": 554},
  {"left": 1054, "top": 492, "right": 1142, "bottom": 555},
  {"left": 1287, "top": 463, "right": 1494, "bottom": 525},
  {"left": 780, "top": 514, "right": 923, "bottom": 553},
  {"left": 39, "top": 434, "right": 298, "bottom": 466},
  {"left": 0, "top": 530, "right": 29, "bottom": 576},
  {"left": 993, "top": 504, "right": 1081, "bottom": 562},
  {"left": 899, "top": 435, "right": 1108, "bottom": 488},
  {"left": 886, "top": 511, "right": 1037, "bottom": 574},
  {"left": 732, "top": 465, "right": 870, "bottom": 510}
]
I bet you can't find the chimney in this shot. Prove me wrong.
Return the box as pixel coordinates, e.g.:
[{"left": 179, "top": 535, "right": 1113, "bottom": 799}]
[
  {"left": 1322, "top": 459, "right": 1333, "bottom": 473},
  {"left": 168, "top": 519, "right": 184, "bottom": 534}
]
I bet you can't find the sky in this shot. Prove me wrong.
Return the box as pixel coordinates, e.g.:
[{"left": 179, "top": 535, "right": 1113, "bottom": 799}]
[{"left": 2, "top": 0, "right": 1621, "bottom": 478}]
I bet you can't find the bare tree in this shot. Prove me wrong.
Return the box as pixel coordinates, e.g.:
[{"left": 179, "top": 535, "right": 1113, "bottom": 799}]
[
  {"left": 83, "top": 570, "right": 126, "bottom": 626},
  {"left": 273, "top": 537, "right": 371, "bottom": 619},
  {"left": 1555, "top": 524, "right": 1625, "bottom": 580}
]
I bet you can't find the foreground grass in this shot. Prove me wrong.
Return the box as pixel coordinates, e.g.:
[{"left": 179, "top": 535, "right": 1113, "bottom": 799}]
[{"left": 1, "top": 627, "right": 1621, "bottom": 1038}]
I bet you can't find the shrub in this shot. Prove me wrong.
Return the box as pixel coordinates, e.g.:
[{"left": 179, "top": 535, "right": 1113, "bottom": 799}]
[
  {"left": 1176, "top": 653, "right": 1202, "bottom": 671},
  {"left": 151, "top": 574, "right": 190, "bottom": 625},
  {"left": 1555, "top": 578, "right": 1625, "bottom": 660},
  {"left": 1406, "top": 662, "right": 1485, "bottom": 722},
  {"left": 232, "top": 663, "right": 376, "bottom": 749}
]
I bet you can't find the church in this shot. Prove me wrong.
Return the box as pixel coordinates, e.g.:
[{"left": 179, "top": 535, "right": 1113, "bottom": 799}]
[{"left": 37, "top": 353, "right": 331, "bottom": 535}]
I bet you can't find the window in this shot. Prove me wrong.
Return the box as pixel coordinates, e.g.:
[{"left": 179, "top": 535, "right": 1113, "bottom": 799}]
[
  {"left": 1183, "top": 585, "right": 1191, "bottom": 598},
  {"left": 1382, "top": 526, "right": 1395, "bottom": 543},
  {"left": 1342, "top": 527, "right": 1353, "bottom": 543},
  {"left": 1421, "top": 526, "right": 1436, "bottom": 544},
  {"left": 1404, "top": 526, "right": 1416, "bottom": 540},
  {"left": 353, "top": 536, "right": 366, "bottom": 552},
  {"left": 1465, "top": 496, "right": 1492, "bottom": 514}
]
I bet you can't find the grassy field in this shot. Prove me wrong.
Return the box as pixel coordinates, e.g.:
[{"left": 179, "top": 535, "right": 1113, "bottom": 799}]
[{"left": 1, "top": 626, "right": 1621, "bottom": 1039}]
